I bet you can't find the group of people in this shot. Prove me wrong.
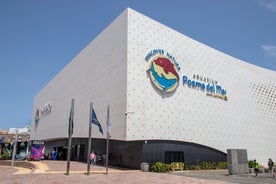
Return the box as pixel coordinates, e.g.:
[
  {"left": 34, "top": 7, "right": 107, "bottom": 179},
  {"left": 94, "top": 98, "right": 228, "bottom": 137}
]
[
  {"left": 90, "top": 151, "right": 106, "bottom": 166},
  {"left": 253, "top": 158, "right": 275, "bottom": 178}
]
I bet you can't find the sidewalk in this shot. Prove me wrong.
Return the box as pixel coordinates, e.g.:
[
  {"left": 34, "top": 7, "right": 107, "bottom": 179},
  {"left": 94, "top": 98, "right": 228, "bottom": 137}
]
[
  {"left": 0, "top": 160, "right": 275, "bottom": 184},
  {"left": 173, "top": 169, "right": 276, "bottom": 184}
]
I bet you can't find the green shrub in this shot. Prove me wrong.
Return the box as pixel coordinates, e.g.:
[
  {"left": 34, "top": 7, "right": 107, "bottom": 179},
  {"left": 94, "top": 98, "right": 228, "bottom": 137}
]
[
  {"left": 185, "top": 164, "right": 200, "bottom": 170},
  {"left": 217, "top": 161, "right": 228, "bottom": 169},
  {"left": 185, "top": 161, "right": 228, "bottom": 170},
  {"left": 200, "top": 162, "right": 217, "bottom": 169},
  {"left": 151, "top": 162, "right": 169, "bottom": 172}
]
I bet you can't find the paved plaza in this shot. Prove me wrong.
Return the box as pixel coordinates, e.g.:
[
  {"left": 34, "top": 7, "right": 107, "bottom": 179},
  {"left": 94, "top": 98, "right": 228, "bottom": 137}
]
[{"left": 0, "top": 160, "right": 275, "bottom": 184}]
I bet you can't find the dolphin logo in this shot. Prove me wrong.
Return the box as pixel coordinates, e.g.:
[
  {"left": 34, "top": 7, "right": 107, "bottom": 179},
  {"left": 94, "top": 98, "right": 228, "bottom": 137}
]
[
  {"left": 154, "top": 57, "right": 179, "bottom": 80},
  {"left": 149, "top": 62, "right": 177, "bottom": 92}
]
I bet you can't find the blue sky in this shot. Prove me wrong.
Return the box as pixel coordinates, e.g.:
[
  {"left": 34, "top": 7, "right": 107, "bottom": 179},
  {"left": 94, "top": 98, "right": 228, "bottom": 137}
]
[{"left": 0, "top": 0, "right": 275, "bottom": 130}]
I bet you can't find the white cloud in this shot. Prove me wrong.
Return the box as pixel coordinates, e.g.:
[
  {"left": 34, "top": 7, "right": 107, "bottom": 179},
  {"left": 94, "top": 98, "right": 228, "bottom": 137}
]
[
  {"left": 262, "top": 44, "right": 276, "bottom": 59},
  {"left": 258, "top": 0, "right": 276, "bottom": 12}
]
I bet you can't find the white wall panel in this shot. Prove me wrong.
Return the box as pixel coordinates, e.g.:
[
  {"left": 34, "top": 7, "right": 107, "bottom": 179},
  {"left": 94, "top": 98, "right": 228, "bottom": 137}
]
[
  {"left": 31, "top": 9, "right": 128, "bottom": 141},
  {"left": 126, "top": 8, "right": 276, "bottom": 165}
]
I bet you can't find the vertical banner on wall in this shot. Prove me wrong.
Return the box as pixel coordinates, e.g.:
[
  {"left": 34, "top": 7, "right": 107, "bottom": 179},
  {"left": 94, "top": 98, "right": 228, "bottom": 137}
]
[
  {"left": 30, "top": 140, "right": 45, "bottom": 160},
  {"left": 31, "top": 145, "right": 45, "bottom": 160}
]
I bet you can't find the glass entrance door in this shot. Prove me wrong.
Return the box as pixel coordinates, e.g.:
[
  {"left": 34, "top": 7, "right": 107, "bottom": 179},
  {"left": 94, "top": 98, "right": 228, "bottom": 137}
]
[{"left": 165, "top": 151, "right": 184, "bottom": 164}]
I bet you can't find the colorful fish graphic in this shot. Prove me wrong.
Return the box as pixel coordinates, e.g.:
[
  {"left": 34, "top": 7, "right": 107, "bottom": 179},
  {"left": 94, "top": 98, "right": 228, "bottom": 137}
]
[
  {"left": 154, "top": 57, "right": 179, "bottom": 80},
  {"left": 148, "top": 57, "right": 179, "bottom": 92}
]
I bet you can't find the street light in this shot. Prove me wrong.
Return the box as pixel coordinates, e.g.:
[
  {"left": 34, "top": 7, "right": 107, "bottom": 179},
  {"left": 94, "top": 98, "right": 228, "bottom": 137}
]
[
  {"left": 11, "top": 129, "right": 18, "bottom": 167},
  {"left": 124, "top": 112, "right": 135, "bottom": 115}
]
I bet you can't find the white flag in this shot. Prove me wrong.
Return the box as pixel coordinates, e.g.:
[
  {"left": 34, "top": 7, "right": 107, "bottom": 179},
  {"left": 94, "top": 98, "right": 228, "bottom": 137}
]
[{"left": 106, "top": 105, "right": 111, "bottom": 138}]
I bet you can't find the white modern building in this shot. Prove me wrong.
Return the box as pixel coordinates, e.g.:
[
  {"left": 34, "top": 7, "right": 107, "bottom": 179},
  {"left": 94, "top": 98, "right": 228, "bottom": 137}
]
[{"left": 30, "top": 8, "right": 276, "bottom": 168}]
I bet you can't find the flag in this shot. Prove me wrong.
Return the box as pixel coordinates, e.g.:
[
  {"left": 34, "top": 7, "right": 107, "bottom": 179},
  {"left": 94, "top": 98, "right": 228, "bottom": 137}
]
[
  {"left": 106, "top": 105, "right": 111, "bottom": 138},
  {"left": 69, "top": 108, "right": 74, "bottom": 135},
  {"left": 68, "top": 99, "right": 74, "bottom": 136},
  {"left": 91, "top": 107, "right": 103, "bottom": 135}
]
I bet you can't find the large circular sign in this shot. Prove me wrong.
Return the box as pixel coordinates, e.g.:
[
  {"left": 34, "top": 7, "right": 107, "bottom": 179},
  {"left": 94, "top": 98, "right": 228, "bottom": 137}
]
[{"left": 148, "top": 56, "right": 179, "bottom": 93}]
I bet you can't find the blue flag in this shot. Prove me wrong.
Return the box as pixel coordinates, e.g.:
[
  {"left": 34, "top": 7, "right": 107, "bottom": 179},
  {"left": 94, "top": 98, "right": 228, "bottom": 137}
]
[{"left": 91, "top": 107, "right": 103, "bottom": 135}]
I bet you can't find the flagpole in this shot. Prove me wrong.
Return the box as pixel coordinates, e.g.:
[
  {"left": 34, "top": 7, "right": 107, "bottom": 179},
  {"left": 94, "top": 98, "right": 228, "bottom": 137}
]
[
  {"left": 86, "top": 102, "right": 93, "bottom": 175},
  {"left": 11, "top": 129, "right": 18, "bottom": 167},
  {"left": 106, "top": 135, "right": 109, "bottom": 174},
  {"left": 106, "top": 105, "right": 110, "bottom": 174},
  {"left": 66, "top": 99, "right": 74, "bottom": 176}
]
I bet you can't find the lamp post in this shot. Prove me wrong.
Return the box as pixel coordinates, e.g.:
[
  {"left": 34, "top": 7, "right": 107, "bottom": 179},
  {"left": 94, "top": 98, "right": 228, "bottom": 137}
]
[{"left": 11, "top": 129, "right": 18, "bottom": 167}]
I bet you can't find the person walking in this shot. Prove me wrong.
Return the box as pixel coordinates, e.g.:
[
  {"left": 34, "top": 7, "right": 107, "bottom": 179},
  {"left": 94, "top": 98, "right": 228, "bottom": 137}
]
[
  {"left": 253, "top": 159, "right": 259, "bottom": 178},
  {"left": 94, "top": 153, "right": 97, "bottom": 166},
  {"left": 90, "top": 151, "right": 96, "bottom": 166},
  {"left": 52, "top": 148, "right": 57, "bottom": 160},
  {"left": 268, "top": 158, "right": 275, "bottom": 178}
]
